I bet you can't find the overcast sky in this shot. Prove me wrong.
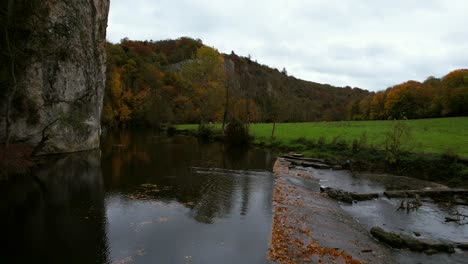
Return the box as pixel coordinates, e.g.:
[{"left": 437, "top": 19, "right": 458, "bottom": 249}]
[{"left": 107, "top": 0, "right": 468, "bottom": 91}]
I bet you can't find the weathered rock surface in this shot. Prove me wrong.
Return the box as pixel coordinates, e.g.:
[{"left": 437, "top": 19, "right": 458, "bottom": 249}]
[
  {"left": 370, "top": 227, "right": 456, "bottom": 254},
  {"left": 320, "top": 186, "right": 379, "bottom": 203},
  {"left": 270, "top": 158, "right": 396, "bottom": 263},
  {"left": 0, "top": 0, "right": 110, "bottom": 154},
  {"left": 284, "top": 158, "right": 331, "bottom": 169}
]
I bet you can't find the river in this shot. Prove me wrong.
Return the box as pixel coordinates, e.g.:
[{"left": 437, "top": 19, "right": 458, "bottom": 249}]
[
  {"left": 0, "top": 131, "right": 275, "bottom": 264},
  {"left": 2, "top": 131, "right": 467, "bottom": 263}
]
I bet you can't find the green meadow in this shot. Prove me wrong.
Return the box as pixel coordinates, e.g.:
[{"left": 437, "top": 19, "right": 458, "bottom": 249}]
[{"left": 177, "top": 117, "right": 468, "bottom": 157}]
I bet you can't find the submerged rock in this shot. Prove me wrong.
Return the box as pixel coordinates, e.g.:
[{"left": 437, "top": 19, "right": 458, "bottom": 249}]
[
  {"left": 371, "top": 227, "right": 405, "bottom": 249},
  {"left": 320, "top": 186, "right": 379, "bottom": 203},
  {"left": 0, "top": 0, "right": 110, "bottom": 154},
  {"left": 456, "top": 243, "right": 468, "bottom": 250},
  {"left": 370, "top": 227, "right": 455, "bottom": 254}
]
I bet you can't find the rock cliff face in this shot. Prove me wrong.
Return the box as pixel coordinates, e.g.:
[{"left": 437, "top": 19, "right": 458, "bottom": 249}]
[{"left": 0, "top": 0, "right": 110, "bottom": 154}]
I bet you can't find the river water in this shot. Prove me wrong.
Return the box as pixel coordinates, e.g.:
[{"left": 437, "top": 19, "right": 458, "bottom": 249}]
[
  {"left": 0, "top": 131, "right": 275, "bottom": 264},
  {"left": 3, "top": 131, "right": 467, "bottom": 264},
  {"left": 307, "top": 167, "right": 468, "bottom": 264}
]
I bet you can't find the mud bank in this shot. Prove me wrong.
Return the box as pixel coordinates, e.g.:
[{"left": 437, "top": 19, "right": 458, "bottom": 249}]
[{"left": 268, "top": 158, "right": 395, "bottom": 264}]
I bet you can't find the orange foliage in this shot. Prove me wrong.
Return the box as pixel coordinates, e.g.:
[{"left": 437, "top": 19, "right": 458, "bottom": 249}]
[
  {"left": 443, "top": 69, "right": 468, "bottom": 88},
  {"left": 384, "top": 81, "right": 422, "bottom": 119}
]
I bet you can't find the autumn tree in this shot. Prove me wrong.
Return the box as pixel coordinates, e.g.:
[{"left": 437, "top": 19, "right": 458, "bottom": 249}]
[
  {"left": 181, "top": 46, "right": 226, "bottom": 129},
  {"left": 103, "top": 38, "right": 468, "bottom": 127},
  {"left": 370, "top": 92, "right": 386, "bottom": 119},
  {"left": 384, "top": 81, "right": 423, "bottom": 119},
  {"left": 442, "top": 69, "right": 468, "bottom": 116},
  {"left": 103, "top": 68, "right": 148, "bottom": 127}
]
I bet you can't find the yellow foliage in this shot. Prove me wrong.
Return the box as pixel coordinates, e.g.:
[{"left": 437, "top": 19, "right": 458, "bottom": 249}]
[
  {"left": 119, "top": 104, "right": 132, "bottom": 123},
  {"left": 111, "top": 70, "right": 123, "bottom": 99}
]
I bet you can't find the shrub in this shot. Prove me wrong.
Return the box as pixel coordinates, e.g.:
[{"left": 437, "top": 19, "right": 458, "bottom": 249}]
[
  {"left": 330, "top": 136, "right": 348, "bottom": 150},
  {"left": 198, "top": 125, "right": 215, "bottom": 140},
  {"left": 352, "top": 132, "right": 368, "bottom": 153},
  {"left": 166, "top": 125, "right": 176, "bottom": 136},
  {"left": 224, "top": 118, "right": 250, "bottom": 144},
  {"left": 317, "top": 136, "right": 326, "bottom": 147},
  {"left": 384, "top": 121, "right": 413, "bottom": 165},
  {"left": 290, "top": 137, "right": 315, "bottom": 148}
]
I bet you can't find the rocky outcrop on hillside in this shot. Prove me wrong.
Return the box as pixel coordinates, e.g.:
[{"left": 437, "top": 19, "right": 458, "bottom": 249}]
[{"left": 0, "top": 0, "right": 110, "bottom": 154}]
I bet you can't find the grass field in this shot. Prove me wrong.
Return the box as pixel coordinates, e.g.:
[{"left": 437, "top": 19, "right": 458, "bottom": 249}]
[{"left": 177, "top": 117, "right": 468, "bottom": 157}]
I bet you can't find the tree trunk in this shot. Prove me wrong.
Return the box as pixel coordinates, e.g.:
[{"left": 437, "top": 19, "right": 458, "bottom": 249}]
[
  {"left": 222, "top": 78, "right": 230, "bottom": 135},
  {"left": 271, "top": 121, "right": 276, "bottom": 141},
  {"left": 245, "top": 74, "right": 251, "bottom": 133}
]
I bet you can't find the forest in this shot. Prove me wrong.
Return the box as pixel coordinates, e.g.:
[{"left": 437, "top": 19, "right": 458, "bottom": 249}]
[{"left": 102, "top": 37, "right": 468, "bottom": 128}]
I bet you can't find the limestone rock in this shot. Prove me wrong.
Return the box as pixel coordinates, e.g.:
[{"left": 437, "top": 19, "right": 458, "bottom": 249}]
[{"left": 0, "top": 0, "right": 110, "bottom": 154}]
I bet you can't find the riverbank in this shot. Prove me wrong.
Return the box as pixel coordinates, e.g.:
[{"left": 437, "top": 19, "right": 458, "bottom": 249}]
[
  {"left": 268, "top": 158, "right": 395, "bottom": 263},
  {"left": 270, "top": 157, "right": 468, "bottom": 263},
  {"left": 177, "top": 117, "right": 468, "bottom": 157},
  {"left": 174, "top": 122, "right": 468, "bottom": 188}
]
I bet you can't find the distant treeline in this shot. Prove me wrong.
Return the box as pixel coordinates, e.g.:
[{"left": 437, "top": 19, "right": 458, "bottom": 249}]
[
  {"left": 102, "top": 37, "right": 468, "bottom": 127},
  {"left": 349, "top": 69, "right": 468, "bottom": 120}
]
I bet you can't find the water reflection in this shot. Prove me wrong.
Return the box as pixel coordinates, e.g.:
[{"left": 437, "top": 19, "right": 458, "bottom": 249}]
[
  {"left": 1, "top": 131, "right": 275, "bottom": 264},
  {"left": 100, "top": 131, "right": 274, "bottom": 222},
  {"left": 101, "top": 130, "right": 275, "bottom": 263},
  {"left": 0, "top": 150, "right": 108, "bottom": 264}
]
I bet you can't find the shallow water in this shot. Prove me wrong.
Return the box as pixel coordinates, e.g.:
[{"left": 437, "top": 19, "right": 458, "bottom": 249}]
[
  {"left": 0, "top": 131, "right": 275, "bottom": 264},
  {"left": 305, "top": 166, "right": 468, "bottom": 264}
]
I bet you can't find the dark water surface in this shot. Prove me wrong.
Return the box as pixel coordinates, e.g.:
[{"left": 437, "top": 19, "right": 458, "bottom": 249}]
[{"left": 1, "top": 131, "right": 275, "bottom": 264}]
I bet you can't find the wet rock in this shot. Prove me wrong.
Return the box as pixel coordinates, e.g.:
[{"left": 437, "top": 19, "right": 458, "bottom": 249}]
[
  {"left": 320, "top": 187, "right": 379, "bottom": 203},
  {"left": 399, "top": 234, "right": 425, "bottom": 252},
  {"left": 420, "top": 238, "right": 455, "bottom": 254},
  {"left": 370, "top": 227, "right": 405, "bottom": 249},
  {"left": 341, "top": 160, "right": 352, "bottom": 170},
  {"left": 424, "top": 249, "right": 438, "bottom": 255},
  {"left": 291, "top": 153, "right": 304, "bottom": 158},
  {"left": 281, "top": 155, "right": 325, "bottom": 163},
  {"left": 332, "top": 165, "right": 343, "bottom": 170},
  {"left": 370, "top": 227, "right": 455, "bottom": 254},
  {"left": 456, "top": 243, "right": 468, "bottom": 250},
  {"left": 445, "top": 217, "right": 459, "bottom": 222},
  {"left": 302, "top": 161, "right": 331, "bottom": 169},
  {"left": 285, "top": 158, "right": 331, "bottom": 169}
]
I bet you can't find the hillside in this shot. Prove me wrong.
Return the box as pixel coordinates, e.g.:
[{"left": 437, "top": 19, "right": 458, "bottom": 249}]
[
  {"left": 103, "top": 37, "right": 467, "bottom": 128},
  {"left": 103, "top": 37, "right": 371, "bottom": 127},
  {"left": 222, "top": 52, "right": 370, "bottom": 122}
]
